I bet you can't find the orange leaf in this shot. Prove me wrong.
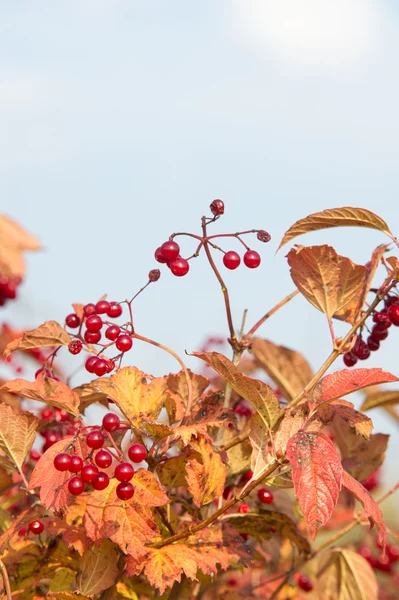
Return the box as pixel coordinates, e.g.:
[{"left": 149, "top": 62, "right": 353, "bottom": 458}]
[
  {"left": 278, "top": 207, "right": 392, "bottom": 251},
  {"left": 0, "top": 214, "right": 40, "bottom": 277},
  {"left": 286, "top": 431, "right": 342, "bottom": 539},
  {"left": 287, "top": 245, "right": 368, "bottom": 322},
  {"left": 166, "top": 370, "right": 209, "bottom": 421},
  {"left": 313, "top": 368, "right": 398, "bottom": 404},
  {"left": 3, "top": 320, "right": 71, "bottom": 357},
  {"left": 186, "top": 435, "right": 226, "bottom": 507},
  {"left": 44, "top": 516, "right": 91, "bottom": 556},
  {"left": 316, "top": 399, "right": 372, "bottom": 439},
  {"left": 0, "top": 403, "right": 38, "bottom": 471}
]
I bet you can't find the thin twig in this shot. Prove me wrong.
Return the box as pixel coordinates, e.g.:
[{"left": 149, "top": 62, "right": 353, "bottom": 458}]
[
  {"left": 244, "top": 290, "right": 299, "bottom": 340},
  {"left": 0, "top": 559, "right": 12, "bottom": 600}
]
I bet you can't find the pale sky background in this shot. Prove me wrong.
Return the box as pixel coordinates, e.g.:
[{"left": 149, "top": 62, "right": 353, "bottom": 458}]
[{"left": 1, "top": 1, "right": 399, "bottom": 483}]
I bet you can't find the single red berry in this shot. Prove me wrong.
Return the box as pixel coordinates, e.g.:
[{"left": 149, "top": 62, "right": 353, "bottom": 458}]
[
  {"left": 105, "top": 325, "right": 120, "bottom": 340},
  {"left": 94, "top": 358, "right": 108, "bottom": 377},
  {"left": 170, "top": 257, "right": 190, "bottom": 277},
  {"left": 105, "top": 358, "right": 115, "bottom": 373},
  {"left": 149, "top": 269, "right": 161, "bottom": 282},
  {"left": 107, "top": 302, "right": 123, "bottom": 318},
  {"left": 362, "top": 470, "right": 379, "bottom": 492},
  {"left": 102, "top": 412, "right": 120, "bottom": 432},
  {"left": 68, "top": 339, "right": 83, "bottom": 355},
  {"left": 223, "top": 251, "right": 241, "bottom": 270},
  {"left": 85, "top": 314, "right": 103, "bottom": 333},
  {"left": 227, "top": 578, "right": 237, "bottom": 587},
  {"left": 210, "top": 199, "right": 224, "bottom": 216},
  {"left": 297, "top": 574, "right": 313, "bottom": 592},
  {"left": 56, "top": 409, "right": 70, "bottom": 423},
  {"left": 238, "top": 503, "right": 250, "bottom": 514},
  {"left": 374, "top": 555, "right": 392, "bottom": 572},
  {"left": 367, "top": 337, "right": 380, "bottom": 351},
  {"left": 161, "top": 240, "right": 180, "bottom": 260},
  {"left": 69, "top": 455, "right": 83, "bottom": 473},
  {"left": 116, "top": 334, "right": 133, "bottom": 352},
  {"left": 30, "top": 449, "right": 41, "bottom": 461},
  {"left": 371, "top": 325, "right": 389, "bottom": 341},
  {"left": 128, "top": 444, "right": 147, "bottom": 463},
  {"left": 116, "top": 481, "right": 135, "bottom": 500},
  {"left": 243, "top": 250, "right": 261, "bottom": 269},
  {"left": 65, "top": 313, "right": 81, "bottom": 328},
  {"left": 95, "top": 300, "right": 110, "bottom": 314},
  {"left": 234, "top": 403, "right": 253, "bottom": 418},
  {"left": 18, "top": 527, "right": 27, "bottom": 537},
  {"left": 372, "top": 312, "right": 392, "bottom": 328},
  {"left": 68, "top": 476, "right": 85, "bottom": 495},
  {"left": 257, "top": 488, "right": 273, "bottom": 504},
  {"left": 359, "top": 546, "right": 373, "bottom": 560},
  {"left": 387, "top": 544, "right": 399, "bottom": 563},
  {"left": 343, "top": 352, "right": 358, "bottom": 367},
  {"left": 29, "top": 520, "right": 44, "bottom": 535},
  {"left": 240, "top": 471, "right": 253, "bottom": 483},
  {"left": 257, "top": 230, "right": 271, "bottom": 242},
  {"left": 95, "top": 450, "right": 112, "bottom": 469},
  {"left": 388, "top": 304, "right": 399, "bottom": 326},
  {"left": 223, "top": 485, "right": 234, "bottom": 500},
  {"left": 44, "top": 431, "right": 60, "bottom": 447},
  {"left": 81, "top": 464, "right": 99, "bottom": 483},
  {"left": 353, "top": 339, "right": 370, "bottom": 360},
  {"left": 54, "top": 453, "right": 72, "bottom": 472},
  {"left": 86, "top": 430, "right": 104, "bottom": 449},
  {"left": 155, "top": 247, "right": 168, "bottom": 263},
  {"left": 83, "top": 303, "right": 97, "bottom": 317},
  {"left": 41, "top": 408, "right": 54, "bottom": 420},
  {"left": 92, "top": 471, "right": 109, "bottom": 490},
  {"left": 84, "top": 330, "right": 101, "bottom": 344},
  {"left": 85, "top": 356, "right": 99, "bottom": 373},
  {"left": 115, "top": 462, "right": 134, "bottom": 482}
]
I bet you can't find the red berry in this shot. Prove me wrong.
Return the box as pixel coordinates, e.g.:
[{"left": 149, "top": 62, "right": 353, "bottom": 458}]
[
  {"left": 170, "top": 257, "right": 189, "bottom": 277},
  {"left": 105, "top": 358, "right": 115, "bottom": 373},
  {"left": 243, "top": 250, "right": 261, "bottom": 269},
  {"left": 372, "top": 312, "right": 392, "bottom": 328},
  {"left": 223, "top": 251, "right": 241, "bottom": 270},
  {"left": 297, "top": 574, "right": 313, "bottom": 592},
  {"left": 85, "top": 356, "right": 99, "bottom": 373},
  {"left": 85, "top": 315, "right": 103, "bottom": 333},
  {"left": 388, "top": 304, "right": 399, "bottom": 326},
  {"left": 227, "top": 578, "right": 237, "bottom": 587},
  {"left": 257, "top": 488, "right": 273, "bottom": 504},
  {"left": 149, "top": 269, "right": 161, "bottom": 282},
  {"left": 257, "top": 230, "right": 271, "bottom": 242},
  {"left": 353, "top": 339, "right": 370, "bottom": 361},
  {"left": 371, "top": 325, "right": 389, "bottom": 341},
  {"left": 128, "top": 444, "right": 147, "bottom": 463},
  {"left": 18, "top": 527, "right": 27, "bottom": 537},
  {"left": 54, "top": 453, "right": 72, "bottom": 472},
  {"left": 86, "top": 430, "right": 104, "bottom": 449},
  {"left": 105, "top": 325, "right": 120, "bottom": 341},
  {"left": 30, "top": 449, "right": 41, "bottom": 462},
  {"left": 81, "top": 464, "right": 99, "bottom": 483},
  {"left": 223, "top": 485, "right": 233, "bottom": 500},
  {"left": 92, "top": 471, "right": 109, "bottom": 490},
  {"left": 35, "top": 367, "right": 52, "bottom": 379},
  {"left": 367, "top": 337, "right": 380, "bottom": 351},
  {"left": 155, "top": 247, "right": 168, "bottom": 264},
  {"left": 69, "top": 455, "right": 83, "bottom": 473},
  {"left": 238, "top": 503, "right": 250, "bottom": 514},
  {"left": 44, "top": 431, "right": 60, "bottom": 447},
  {"left": 95, "top": 450, "right": 112, "bottom": 469},
  {"left": 240, "top": 471, "right": 253, "bottom": 483},
  {"left": 83, "top": 303, "right": 97, "bottom": 317},
  {"left": 95, "top": 300, "right": 110, "bottom": 314},
  {"left": 343, "top": 352, "right": 358, "bottom": 367},
  {"left": 359, "top": 546, "right": 373, "bottom": 560},
  {"left": 107, "top": 302, "right": 122, "bottom": 318},
  {"left": 161, "top": 240, "right": 180, "bottom": 260},
  {"left": 362, "top": 471, "right": 379, "bottom": 492},
  {"left": 116, "top": 334, "right": 133, "bottom": 352},
  {"left": 41, "top": 408, "right": 54, "bottom": 420},
  {"left": 93, "top": 358, "right": 108, "bottom": 377},
  {"left": 29, "top": 520, "right": 44, "bottom": 535},
  {"left": 234, "top": 404, "right": 253, "bottom": 418},
  {"left": 240, "top": 533, "right": 248, "bottom": 541},
  {"left": 68, "top": 476, "right": 85, "bottom": 495},
  {"left": 114, "top": 462, "right": 134, "bottom": 482},
  {"left": 375, "top": 555, "right": 392, "bottom": 573},
  {"left": 68, "top": 339, "right": 83, "bottom": 355},
  {"left": 210, "top": 199, "right": 224, "bottom": 216},
  {"left": 84, "top": 330, "right": 101, "bottom": 344},
  {"left": 116, "top": 481, "right": 134, "bottom": 500},
  {"left": 102, "top": 413, "right": 120, "bottom": 432},
  {"left": 65, "top": 313, "right": 80, "bottom": 328},
  {"left": 56, "top": 409, "right": 70, "bottom": 423},
  {"left": 387, "top": 544, "right": 399, "bottom": 563}
]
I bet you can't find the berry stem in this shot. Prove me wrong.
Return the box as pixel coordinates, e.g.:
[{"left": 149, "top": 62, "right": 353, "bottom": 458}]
[
  {"left": 103, "top": 430, "right": 124, "bottom": 459},
  {"left": 244, "top": 290, "right": 299, "bottom": 340},
  {"left": 0, "top": 559, "right": 12, "bottom": 600},
  {"left": 155, "top": 506, "right": 176, "bottom": 536}
]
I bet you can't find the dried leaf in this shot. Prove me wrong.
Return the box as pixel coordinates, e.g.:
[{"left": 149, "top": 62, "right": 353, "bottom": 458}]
[
  {"left": 0, "top": 466, "right": 12, "bottom": 493},
  {"left": 316, "top": 399, "right": 372, "bottom": 439},
  {"left": 252, "top": 338, "right": 313, "bottom": 401},
  {"left": 287, "top": 245, "right": 368, "bottom": 322},
  {"left": 186, "top": 436, "right": 226, "bottom": 507},
  {"left": 278, "top": 207, "right": 392, "bottom": 251},
  {"left": 360, "top": 389, "right": 399, "bottom": 412},
  {"left": 46, "top": 516, "right": 91, "bottom": 556},
  {"left": 3, "top": 321, "right": 71, "bottom": 357},
  {"left": 316, "top": 548, "right": 378, "bottom": 600},
  {"left": 76, "top": 539, "right": 119, "bottom": 596},
  {"left": 193, "top": 352, "right": 280, "bottom": 427},
  {"left": 157, "top": 456, "right": 189, "bottom": 489},
  {"left": 275, "top": 410, "right": 307, "bottom": 454},
  {"left": 0, "top": 403, "right": 38, "bottom": 471},
  {"left": 313, "top": 368, "right": 398, "bottom": 405},
  {"left": 286, "top": 431, "right": 342, "bottom": 539},
  {"left": 73, "top": 383, "right": 109, "bottom": 412},
  {"left": 352, "top": 245, "right": 389, "bottom": 322},
  {"left": 249, "top": 414, "right": 271, "bottom": 478},
  {"left": 0, "top": 214, "right": 40, "bottom": 277},
  {"left": 166, "top": 370, "right": 209, "bottom": 421}
]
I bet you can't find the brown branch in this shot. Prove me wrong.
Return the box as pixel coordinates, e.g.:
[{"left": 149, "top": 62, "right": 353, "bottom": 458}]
[
  {"left": 0, "top": 559, "right": 12, "bottom": 600},
  {"left": 218, "top": 432, "right": 249, "bottom": 452}
]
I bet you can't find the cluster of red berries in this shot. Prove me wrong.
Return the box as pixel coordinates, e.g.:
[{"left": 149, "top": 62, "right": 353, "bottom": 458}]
[
  {"left": 359, "top": 539, "right": 399, "bottom": 573},
  {"left": 343, "top": 295, "right": 399, "bottom": 367},
  {"left": 0, "top": 272, "right": 22, "bottom": 306},
  {"left": 154, "top": 240, "right": 190, "bottom": 277},
  {"left": 53, "top": 413, "right": 147, "bottom": 501},
  {"left": 37, "top": 405, "right": 80, "bottom": 454}
]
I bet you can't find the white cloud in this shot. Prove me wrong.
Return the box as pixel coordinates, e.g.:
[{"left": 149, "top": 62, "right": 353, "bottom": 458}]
[{"left": 230, "top": 0, "right": 382, "bottom": 71}]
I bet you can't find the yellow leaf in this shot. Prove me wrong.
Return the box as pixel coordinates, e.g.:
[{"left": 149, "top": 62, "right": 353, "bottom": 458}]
[
  {"left": 76, "top": 539, "right": 119, "bottom": 596},
  {"left": 186, "top": 436, "right": 226, "bottom": 507},
  {"left": 315, "top": 548, "right": 378, "bottom": 600},
  {"left": 0, "top": 403, "right": 38, "bottom": 471},
  {"left": 278, "top": 207, "right": 392, "bottom": 251},
  {"left": 73, "top": 382, "right": 109, "bottom": 412},
  {"left": 3, "top": 321, "right": 71, "bottom": 357}
]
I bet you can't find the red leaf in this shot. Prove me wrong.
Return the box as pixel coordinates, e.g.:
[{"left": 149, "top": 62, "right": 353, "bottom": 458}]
[
  {"left": 313, "top": 368, "right": 398, "bottom": 404},
  {"left": 286, "top": 431, "right": 343, "bottom": 539},
  {"left": 342, "top": 470, "right": 386, "bottom": 550}
]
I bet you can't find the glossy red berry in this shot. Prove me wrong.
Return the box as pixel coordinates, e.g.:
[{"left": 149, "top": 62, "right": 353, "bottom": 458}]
[
  {"left": 238, "top": 503, "right": 250, "bottom": 514},
  {"left": 388, "top": 304, "right": 399, "bottom": 326},
  {"left": 257, "top": 488, "right": 273, "bottom": 504},
  {"left": 223, "top": 251, "right": 240, "bottom": 270},
  {"left": 54, "top": 453, "right": 72, "bottom": 472},
  {"left": 343, "top": 352, "right": 358, "bottom": 367},
  {"left": 367, "top": 337, "right": 380, "bottom": 351},
  {"left": 297, "top": 575, "right": 313, "bottom": 592},
  {"left": 107, "top": 302, "right": 122, "bottom": 318},
  {"left": 161, "top": 240, "right": 180, "bottom": 260},
  {"left": 155, "top": 247, "right": 168, "bottom": 263},
  {"left": 257, "top": 230, "right": 271, "bottom": 242},
  {"left": 65, "top": 313, "right": 80, "bottom": 328},
  {"left": 353, "top": 339, "right": 370, "bottom": 360},
  {"left": 105, "top": 325, "right": 120, "bottom": 341},
  {"left": 149, "top": 269, "right": 161, "bottom": 282},
  {"left": 69, "top": 455, "right": 83, "bottom": 473},
  {"left": 243, "top": 250, "right": 261, "bottom": 269},
  {"left": 116, "top": 481, "right": 135, "bottom": 500},
  {"left": 86, "top": 314, "right": 103, "bottom": 333},
  {"left": 92, "top": 471, "right": 109, "bottom": 490},
  {"left": 115, "top": 462, "right": 134, "bottom": 482},
  {"left": 102, "top": 413, "right": 120, "bottom": 432},
  {"left": 105, "top": 358, "right": 115, "bottom": 373},
  {"left": 68, "top": 476, "right": 85, "bottom": 495},
  {"left": 84, "top": 330, "right": 101, "bottom": 344},
  {"left": 41, "top": 408, "right": 54, "bottom": 420},
  {"left": 44, "top": 432, "right": 60, "bottom": 447},
  {"left": 86, "top": 430, "right": 104, "bottom": 449},
  {"left": 29, "top": 520, "right": 44, "bottom": 535},
  {"left": 93, "top": 358, "right": 108, "bottom": 377},
  {"left": 371, "top": 325, "right": 389, "bottom": 341},
  {"left": 95, "top": 300, "right": 110, "bottom": 314},
  {"left": 210, "top": 199, "right": 224, "bottom": 216},
  {"left": 85, "top": 356, "right": 99, "bottom": 373},
  {"left": 68, "top": 339, "right": 83, "bottom": 355},
  {"left": 372, "top": 312, "right": 392, "bottom": 328},
  {"left": 116, "top": 334, "right": 133, "bottom": 352},
  {"left": 81, "top": 464, "right": 99, "bottom": 483},
  {"left": 95, "top": 450, "right": 112, "bottom": 469},
  {"left": 30, "top": 449, "right": 41, "bottom": 462},
  {"left": 169, "top": 257, "right": 189, "bottom": 277},
  {"left": 128, "top": 444, "right": 147, "bottom": 463},
  {"left": 83, "top": 303, "right": 97, "bottom": 317}
]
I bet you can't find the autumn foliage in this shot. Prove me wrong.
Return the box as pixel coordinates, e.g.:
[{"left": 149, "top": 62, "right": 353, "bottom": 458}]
[{"left": 0, "top": 206, "right": 399, "bottom": 599}]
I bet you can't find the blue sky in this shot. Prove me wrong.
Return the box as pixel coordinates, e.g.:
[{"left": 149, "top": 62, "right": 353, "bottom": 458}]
[{"left": 2, "top": 1, "right": 399, "bottom": 481}]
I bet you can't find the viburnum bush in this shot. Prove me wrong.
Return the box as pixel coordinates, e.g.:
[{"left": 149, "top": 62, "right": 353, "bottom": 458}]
[{"left": 0, "top": 204, "right": 399, "bottom": 600}]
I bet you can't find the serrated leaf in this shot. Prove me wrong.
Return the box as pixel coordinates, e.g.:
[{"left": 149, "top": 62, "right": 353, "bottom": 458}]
[
  {"left": 193, "top": 352, "right": 280, "bottom": 427},
  {"left": 186, "top": 435, "right": 226, "bottom": 507},
  {"left": 0, "top": 403, "right": 38, "bottom": 471},
  {"left": 1, "top": 373, "right": 80, "bottom": 416},
  {"left": 3, "top": 320, "right": 71, "bottom": 357},
  {"left": 286, "top": 431, "right": 342, "bottom": 539},
  {"left": 287, "top": 245, "right": 368, "bottom": 322},
  {"left": 274, "top": 410, "right": 307, "bottom": 454},
  {"left": 94, "top": 367, "right": 167, "bottom": 426},
  {"left": 360, "top": 389, "right": 399, "bottom": 412},
  {"left": 342, "top": 470, "right": 386, "bottom": 549},
  {"left": 313, "top": 368, "right": 398, "bottom": 404},
  {"left": 76, "top": 539, "right": 119, "bottom": 596},
  {"left": 46, "top": 516, "right": 91, "bottom": 556},
  {"left": 315, "top": 548, "right": 378, "bottom": 600},
  {"left": 252, "top": 338, "right": 313, "bottom": 401},
  {"left": 278, "top": 207, "right": 392, "bottom": 251},
  {"left": 316, "top": 399, "right": 372, "bottom": 439},
  {"left": 132, "top": 468, "right": 170, "bottom": 507}
]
